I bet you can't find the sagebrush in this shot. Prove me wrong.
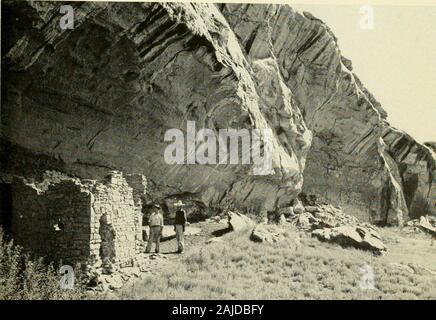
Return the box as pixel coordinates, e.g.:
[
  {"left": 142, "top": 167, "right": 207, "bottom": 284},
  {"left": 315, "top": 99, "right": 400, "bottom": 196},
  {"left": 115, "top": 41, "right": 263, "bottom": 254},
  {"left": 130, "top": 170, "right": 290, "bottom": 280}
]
[{"left": 0, "top": 229, "right": 87, "bottom": 300}]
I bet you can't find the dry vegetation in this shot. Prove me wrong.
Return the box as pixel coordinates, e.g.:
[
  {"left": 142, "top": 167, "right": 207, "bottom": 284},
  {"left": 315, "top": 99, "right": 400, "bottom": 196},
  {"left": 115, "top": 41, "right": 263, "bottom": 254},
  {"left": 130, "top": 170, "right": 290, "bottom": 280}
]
[
  {"left": 0, "top": 229, "right": 87, "bottom": 300},
  {"left": 116, "top": 228, "right": 436, "bottom": 300},
  {"left": 2, "top": 223, "right": 435, "bottom": 300}
]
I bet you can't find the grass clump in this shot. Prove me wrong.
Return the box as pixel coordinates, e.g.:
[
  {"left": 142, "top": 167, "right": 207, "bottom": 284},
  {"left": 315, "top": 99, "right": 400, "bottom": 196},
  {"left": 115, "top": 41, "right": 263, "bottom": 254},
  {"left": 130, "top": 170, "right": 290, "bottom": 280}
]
[
  {"left": 117, "top": 229, "right": 436, "bottom": 300},
  {"left": 0, "top": 229, "right": 87, "bottom": 300}
]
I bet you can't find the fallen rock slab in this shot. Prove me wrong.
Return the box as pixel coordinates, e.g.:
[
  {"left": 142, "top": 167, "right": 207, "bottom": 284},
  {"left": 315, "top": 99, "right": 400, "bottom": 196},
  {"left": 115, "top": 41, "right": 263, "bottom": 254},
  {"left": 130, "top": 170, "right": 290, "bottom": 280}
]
[
  {"left": 304, "top": 206, "right": 320, "bottom": 213},
  {"left": 288, "top": 204, "right": 388, "bottom": 253},
  {"left": 290, "top": 204, "right": 360, "bottom": 230},
  {"left": 227, "top": 211, "right": 254, "bottom": 231},
  {"left": 312, "top": 225, "right": 387, "bottom": 255},
  {"left": 404, "top": 215, "right": 436, "bottom": 236},
  {"left": 419, "top": 216, "right": 436, "bottom": 236},
  {"left": 250, "top": 223, "right": 301, "bottom": 249},
  {"left": 100, "top": 274, "right": 124, "bottom": 290},
  {"left": 250, "top": 223, "right": 286, "bottom": 243},
  {"left": 290, "top": 211, "right": 314, "bottom": 230},
  {"left": 293, "top": 199, "right": 305, "bottom": 214},
  {"left": 120, "top": 266, "right": 142, "bottom": 278}
]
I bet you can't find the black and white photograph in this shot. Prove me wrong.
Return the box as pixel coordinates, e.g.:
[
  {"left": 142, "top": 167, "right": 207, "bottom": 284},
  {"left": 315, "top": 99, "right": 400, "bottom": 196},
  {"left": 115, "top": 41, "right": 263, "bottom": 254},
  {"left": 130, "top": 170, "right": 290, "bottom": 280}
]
[{"left": 0, "top": 0, "right": 435, "bottom": 303}]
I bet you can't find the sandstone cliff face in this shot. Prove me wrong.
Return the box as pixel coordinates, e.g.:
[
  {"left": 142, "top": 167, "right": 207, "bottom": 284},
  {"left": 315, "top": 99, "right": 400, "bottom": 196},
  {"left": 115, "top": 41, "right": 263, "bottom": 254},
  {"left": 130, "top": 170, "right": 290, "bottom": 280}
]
[
  {"left": 220, "top": 3, "right": 435, "bottom": 224},
  {"left": 1, "top": 1, "right": 311, "bottom": 214},
  {"left": 1, "top": 1, "right": 434, "bottom": 224}
]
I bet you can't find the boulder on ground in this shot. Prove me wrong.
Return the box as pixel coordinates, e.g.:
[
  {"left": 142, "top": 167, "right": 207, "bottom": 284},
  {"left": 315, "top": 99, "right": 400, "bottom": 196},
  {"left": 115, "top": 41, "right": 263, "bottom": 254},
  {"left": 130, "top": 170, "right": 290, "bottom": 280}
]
[
  {"left": 419, "top": 216, "right": 436, "bottom": 236},
  {"left": 404, "top": 215, "right": 436, "bottom": 236},
  {"left": 293, "top": 199, "right": 305, "bottom": 215},
  {"left": 227, "top": 211, "right": 254, "bottom": 231},
  {"left": 290, "top": 204, "right": 360, "bottom": 230},
  {"left": 305, "top": 206, "right": 319, "bottom": 213},
  {"left": 250, "top": 223, "right": 286, "bottom": 243},
  {"left": 100, "top": 274, "right": 123, "bottom": 290},
  {"left": 312, "top": 225, "right": 387, "bottom": 255},
  {"left": 250, "top": 223, "right": 301, "bottom": 250},
  {"left": 289, "top": 204, "right": 388, "bottom": 253},
  {"left": 121, "top": 267, "right": 141, "bottom": 278},
  {"left": 278, "top": 206, "right": 294, "bottom": 217},
  {"left": 291, "top": 211, "right": 315, "bottom": 230}
]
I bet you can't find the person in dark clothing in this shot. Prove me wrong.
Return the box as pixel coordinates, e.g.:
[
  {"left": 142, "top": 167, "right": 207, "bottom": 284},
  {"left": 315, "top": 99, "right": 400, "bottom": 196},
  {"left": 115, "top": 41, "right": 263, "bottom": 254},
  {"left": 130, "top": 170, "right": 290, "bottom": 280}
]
[{"left": 174, "top": 209, "right": 187, "bottom": 253}]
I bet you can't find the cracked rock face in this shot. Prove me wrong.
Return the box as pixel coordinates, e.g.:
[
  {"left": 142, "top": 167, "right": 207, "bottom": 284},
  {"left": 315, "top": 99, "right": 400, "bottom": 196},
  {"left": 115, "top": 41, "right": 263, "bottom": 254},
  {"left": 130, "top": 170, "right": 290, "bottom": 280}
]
[
  {"left": 1, "top": 1, "right": 434, "bottom": 224},
  {"left": 2, "top": 1, "right": 310, "bottom": 213},
  {"left": 220, "top": 3, "right": 435, "bottom": 224}
]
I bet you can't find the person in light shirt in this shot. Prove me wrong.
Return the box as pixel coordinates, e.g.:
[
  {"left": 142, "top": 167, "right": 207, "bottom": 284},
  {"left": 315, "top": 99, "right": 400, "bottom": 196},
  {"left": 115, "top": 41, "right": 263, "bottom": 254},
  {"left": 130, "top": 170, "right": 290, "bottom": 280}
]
[{"left": 145, "top": 204, "right": 164, "bottom": 254}]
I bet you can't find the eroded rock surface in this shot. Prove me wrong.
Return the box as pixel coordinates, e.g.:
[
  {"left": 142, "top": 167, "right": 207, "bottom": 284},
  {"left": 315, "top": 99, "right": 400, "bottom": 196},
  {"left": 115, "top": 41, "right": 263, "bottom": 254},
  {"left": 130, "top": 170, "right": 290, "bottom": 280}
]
[
  {"left": 220, "top": 4, "right": 435, "bottom": 224},
  {"left": 2, "top": 1, "right": 310, "bottom": 215},
  {"left": 227, "top": 211, "right": 254, "bottom": 231},
  {"left": 1, "top": 1, "right": 434, "bottom": 224},
  {"left": 287, "top": 203, "right": 387, "bottom": 253},
  {"left": 405, "top": 215, "right": 436, "bottom": 236},
  {"left": 250, "top": 223, "right": 300, "bottom": 248},
  {"left": 312, "top": 225, "right": 387, "bottom": 255}
]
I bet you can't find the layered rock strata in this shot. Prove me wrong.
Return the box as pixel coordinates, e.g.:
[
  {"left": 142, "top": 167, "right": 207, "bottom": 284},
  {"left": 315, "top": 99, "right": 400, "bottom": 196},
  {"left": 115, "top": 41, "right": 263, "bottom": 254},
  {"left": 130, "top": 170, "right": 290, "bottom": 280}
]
[
  {"left": 2, "top": 1, "right": 311, "bottom": 214},
  {"left": 220, "top": 4, "right": 435, "bottom": 224},
  {"left": 1, "top": 1, "right": 434, "bottom": 224}
]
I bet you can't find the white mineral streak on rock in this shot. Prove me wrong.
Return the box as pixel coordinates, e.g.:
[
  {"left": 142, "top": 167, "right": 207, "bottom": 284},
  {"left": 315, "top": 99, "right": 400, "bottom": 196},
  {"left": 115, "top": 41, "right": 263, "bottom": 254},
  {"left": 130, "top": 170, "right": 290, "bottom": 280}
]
[
  {"left": 2, "top": 2, "right": 312, "bottom": 215},
  {"left": 2, "top": 2, "right": 434, "bottom": 224},
  {"left": 221, "top": 4, "right": 435, "bottom": 224}
]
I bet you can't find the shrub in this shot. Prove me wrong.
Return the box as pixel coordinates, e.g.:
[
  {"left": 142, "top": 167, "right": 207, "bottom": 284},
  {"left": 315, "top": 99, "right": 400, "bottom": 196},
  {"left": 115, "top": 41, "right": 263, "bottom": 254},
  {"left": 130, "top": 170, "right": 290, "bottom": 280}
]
[{"left": 0, "top": 229, "right": 87, "bottom": 300}]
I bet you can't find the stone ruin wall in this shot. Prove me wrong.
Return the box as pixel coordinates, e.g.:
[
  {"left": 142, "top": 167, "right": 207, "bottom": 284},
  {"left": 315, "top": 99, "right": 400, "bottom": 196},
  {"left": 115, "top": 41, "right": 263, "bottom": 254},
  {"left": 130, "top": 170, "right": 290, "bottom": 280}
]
[
  {"left": 9, "top": 171, "right": 146, "bottom": 272},
  {"left": 11, "top": 176, "right": 94, "bottom": 266}
]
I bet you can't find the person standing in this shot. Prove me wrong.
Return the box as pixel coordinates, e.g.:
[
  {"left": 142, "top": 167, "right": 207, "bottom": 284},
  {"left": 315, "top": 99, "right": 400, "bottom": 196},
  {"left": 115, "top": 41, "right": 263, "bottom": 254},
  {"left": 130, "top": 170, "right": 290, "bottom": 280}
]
[
  {"left": 145, "top": 204, "right": 164, "bottom": 254},
  {"left": 174, "top": 209, "right": 187, "bottom": 253}
]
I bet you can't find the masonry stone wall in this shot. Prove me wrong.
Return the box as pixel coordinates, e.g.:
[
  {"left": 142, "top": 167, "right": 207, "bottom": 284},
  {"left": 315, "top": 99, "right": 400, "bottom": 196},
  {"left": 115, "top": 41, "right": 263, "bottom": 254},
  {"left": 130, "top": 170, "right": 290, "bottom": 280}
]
[
  {"left": 124, "top": 173, "right": 148, "bottom": 252},
  {"left": 10, "top": 171, "right": 146, "bottom": 272}
]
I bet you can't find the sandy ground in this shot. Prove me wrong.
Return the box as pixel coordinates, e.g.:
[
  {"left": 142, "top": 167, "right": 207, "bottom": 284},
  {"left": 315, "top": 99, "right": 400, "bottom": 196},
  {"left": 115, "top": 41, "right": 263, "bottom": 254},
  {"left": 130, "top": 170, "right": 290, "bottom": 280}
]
[
  {"left": 379, "top": 227, "right": 436, "bottom": 269},
  {"left": 130, "top": 221, "right": 436, "bottom": 276},
  {"left": 102, "top": 221, "right": 436, "bottom": 299}
]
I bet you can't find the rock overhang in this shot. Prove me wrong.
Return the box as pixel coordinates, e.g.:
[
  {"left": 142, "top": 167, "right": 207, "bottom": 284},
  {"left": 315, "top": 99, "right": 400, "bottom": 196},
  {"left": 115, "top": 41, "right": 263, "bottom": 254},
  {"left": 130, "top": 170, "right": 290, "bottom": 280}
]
[
  {"left": 1, "top": 1, "right": 434, "bottom": 223},
  {"left": 1, "top": 1, "right": 311, "bottom": 214}
]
